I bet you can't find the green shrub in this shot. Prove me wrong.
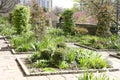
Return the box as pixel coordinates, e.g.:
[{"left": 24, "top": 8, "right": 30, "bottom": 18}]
[
  {"left": 57, "top": 42, "right": 66, "bottom": 49},
  {"left": 12, "top": 5, "right": 30, "bottom": 34},
  {"left": 52, "top": 48, "right": 66, "bottom": 64},
  {"left": 40, "top": 49, "right": 52, "bottom": 60},
  {"left": 62, "top": 9, "right": 75, "bottom": 35}
]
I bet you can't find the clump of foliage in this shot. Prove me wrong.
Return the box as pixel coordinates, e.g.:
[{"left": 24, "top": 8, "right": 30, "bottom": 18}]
[
  {"left": 0, "top": 21, "right": 16, "bottom": 38},
  {"left": 76, "top": 49, "right": 108, "bottom": 69},
  {"left": 11, "top": 31, "right": 35, "bottom": 52},
  {"left": 31, "top": 3, "right": 46, "bottom": 41},
  {"left": 62, "top": 9, "right": 75, "bottom": 35},
  {"left": 78, "top": 73, "right": 110, "bottom": 80},
  {"left": 12, "top": 5, "right": 30, "bottom": 34},
  {"left": 47, "top": 27, "right": 64, "bottom": 37},
  {"left": 0, "top": 17, "right": 8, "bottom": 24}
]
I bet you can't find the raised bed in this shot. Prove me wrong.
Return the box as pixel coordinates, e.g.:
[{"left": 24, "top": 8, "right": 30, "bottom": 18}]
[
  {"left": 74, "top": 43, "right": 118, "bottom": 52},
  {"left": 0, "top": 36, "right": 4, "bottom": 39},
  {"left": 16, "top": 57, "right": 119, "bottom": 76},
  {"left": 11, "top": 49, "right": 35, "bottom": 54},
  {"left": 109, "top": 54, "right": 120, "bottom": 59},
  {"left": 0, "top": 46, "right": 11, "bottom": 51}
]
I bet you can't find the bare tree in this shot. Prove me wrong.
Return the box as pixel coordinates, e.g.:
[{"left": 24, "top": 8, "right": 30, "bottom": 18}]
[
  {"left": 53, "top": 6, "right": 64, "bottom": 16},
  {"left": 0, "top": 0, "right": 19, "bottom": 15}
]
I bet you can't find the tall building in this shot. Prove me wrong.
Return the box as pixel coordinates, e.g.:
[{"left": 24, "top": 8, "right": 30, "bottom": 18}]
[
  {"left": 39, "top": 0, "right": 52, "bottom": 12},
  {"left": 19, "top": 0, "right": 52, "bottom": 12}
]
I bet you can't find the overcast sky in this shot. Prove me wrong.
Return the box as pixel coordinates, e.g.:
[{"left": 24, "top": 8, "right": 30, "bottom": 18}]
[{"left": 53, "top": 0, "right": 74, "bottom": 8}]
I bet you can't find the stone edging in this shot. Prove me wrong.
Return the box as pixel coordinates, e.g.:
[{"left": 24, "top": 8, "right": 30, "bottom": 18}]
[
  {"left": 11, "top": 49, "right": 34, "bottom": 54},
  {"left": 109, "top": 54, "right": 120, "bottom": 59},
  {"left": 16, "top": 57, "right": 120, "bottom": 76},
  {"left": 0, "top": 36, "right": 4, "bottom": 39},
  {"left": 74, "top": 43, "right": 118, "bottom": 52},
  {"left": 0, "top": 44, "right": 11, "bottom": 51}
]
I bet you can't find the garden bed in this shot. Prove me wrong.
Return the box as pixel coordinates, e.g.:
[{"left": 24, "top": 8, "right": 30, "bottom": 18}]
[
  {"left": 16, "top": 57, "right": 119, "bottom": 76},
  {"left": 74, "top": 43, "right": 118, "bottom": 52},
  {"left": 11, "top": 49, "right": 35, "bottom": 54}
]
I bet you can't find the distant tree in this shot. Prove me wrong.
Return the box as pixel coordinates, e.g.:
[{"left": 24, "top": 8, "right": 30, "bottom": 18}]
[
  {"left": 53, "top": 6, "right": 64, "bottom": 16},
  {"left": 31, "top": 3, "right": 46, "bottom": 41},
  {"left": 73, "top": 0, "right": 87, "bottom": 11},
  {"left": 0, "top": 0, "right": 19, "bottom": 15}
]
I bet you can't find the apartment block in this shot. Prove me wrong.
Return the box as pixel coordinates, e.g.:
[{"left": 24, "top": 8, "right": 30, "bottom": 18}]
[{"left": 19, "top": 0, "right": 52, "bottom": 12}]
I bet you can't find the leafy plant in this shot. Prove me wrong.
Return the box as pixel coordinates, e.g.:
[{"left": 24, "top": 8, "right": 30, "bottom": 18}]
[
  {"left": 33, "top": 60, "right": 48, "bottom": 68},
  {"left": 28, "top": 52, "right": 41, "bottom": 63},
  {"left": 66, "top": 48, "right": 76, "bottom": 63},
  {"left": 75, "top": 49, "right": 108, "bottom": 69},
  {"left": 0, "top": 17, "right": 8, "bottom": 24},
  {"left": 11, "top": 31, "right": 35, "bottom": 52},
  {"left": 78, "top": 73, "right": 111, "bottom": 80},
  {"left": 47, "top": 27, "right": 64, "bottom": 37},
  {"left": 58, "top": 61, "right": 69, "bottom": 69},
  {"left": 0, "top": 24, "right": 16, "bottom": 37}
]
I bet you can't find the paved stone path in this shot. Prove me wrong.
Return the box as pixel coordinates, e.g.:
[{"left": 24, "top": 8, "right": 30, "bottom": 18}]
[{"left": 0, "top": 36, "right": 120, "bottom": 80}]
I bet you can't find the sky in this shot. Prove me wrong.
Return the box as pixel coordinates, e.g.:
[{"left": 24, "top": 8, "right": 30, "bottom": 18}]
[{"left": 53, "top": 0, "right": 74, "bottom": 9}]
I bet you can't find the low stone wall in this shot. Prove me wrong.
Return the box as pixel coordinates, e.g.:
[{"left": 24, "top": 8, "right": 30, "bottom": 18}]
[
  {"left": 57, "top": 23, "right": 97, "bottom": 35},
  {"left": 76, "top": 23, "right": 97, "bottom": 35}
]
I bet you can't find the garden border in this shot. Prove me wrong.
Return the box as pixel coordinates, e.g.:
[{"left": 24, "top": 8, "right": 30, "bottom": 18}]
[
  {"left": 0, "top": 36, "right": 4, "bottom": 39},
  {"left": 109, "top": 54, "right": 120, "bottom": 59},
  {"left": 16, "top": 57, "right": 120, "bottom": 76},
  {"left": 11, "top": 49, "right": 35, "bottom": 54},
  {"left": 0, "top": 46, "right": 11, "bottom": 51},
  {"left": 74, "top": 43, "right": 118, "bottom": 52}
]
